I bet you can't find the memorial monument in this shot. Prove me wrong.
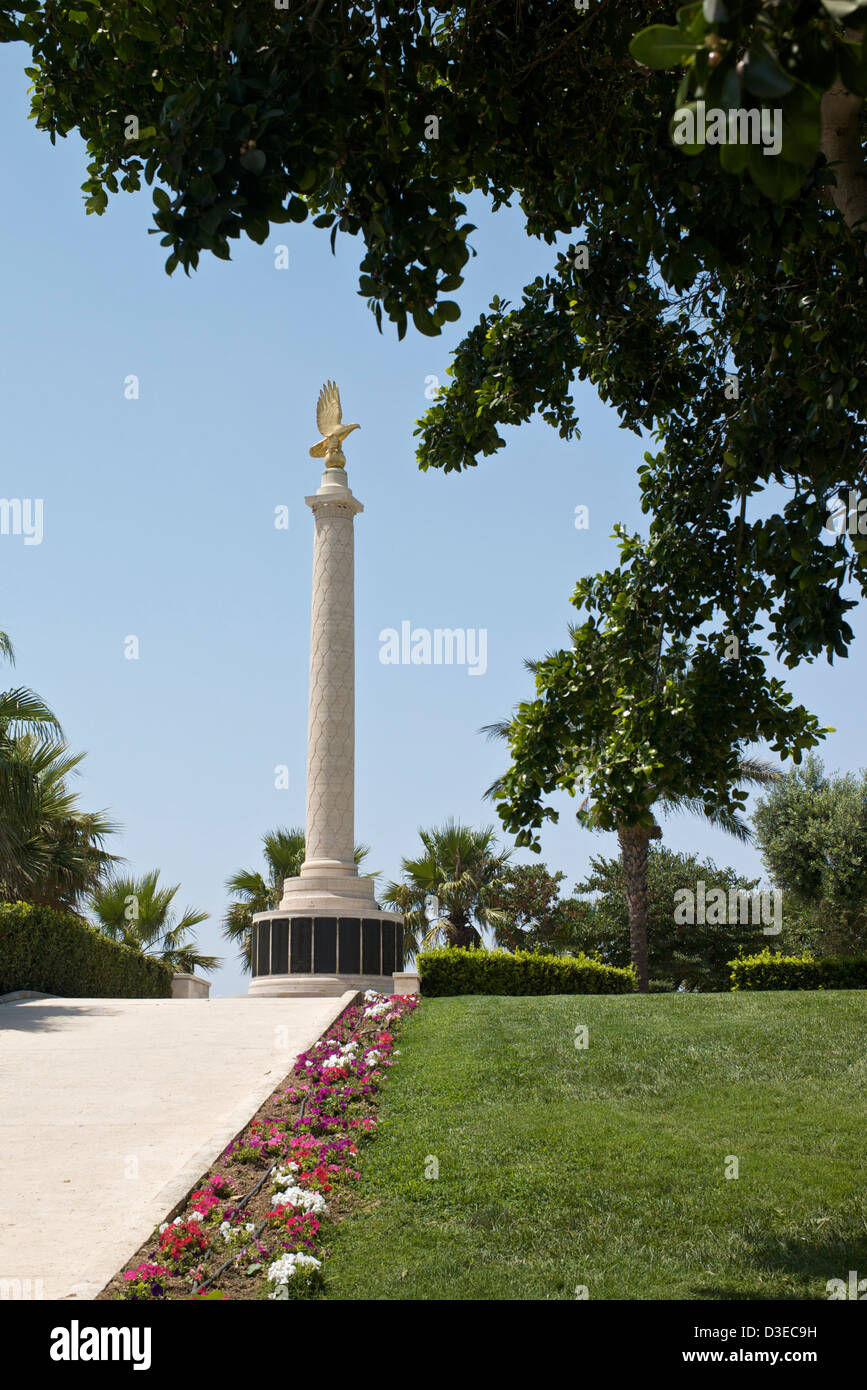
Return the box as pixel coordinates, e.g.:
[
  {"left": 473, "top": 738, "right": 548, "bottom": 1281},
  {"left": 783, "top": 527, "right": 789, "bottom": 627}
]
[{"left": 249, "top": 382, "right": 404, "bottom": 995}]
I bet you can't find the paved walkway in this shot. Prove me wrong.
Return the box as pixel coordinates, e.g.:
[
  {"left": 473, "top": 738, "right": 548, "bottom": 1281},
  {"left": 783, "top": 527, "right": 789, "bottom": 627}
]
[{"left": 0, "top": 991, "right": 355, "bottom": 1299}]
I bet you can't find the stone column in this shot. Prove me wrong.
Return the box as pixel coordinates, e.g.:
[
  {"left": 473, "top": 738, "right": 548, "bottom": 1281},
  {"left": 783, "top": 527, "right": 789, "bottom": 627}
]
[
  {"left": 301, "top": 467, "right": 362, "bottom": 876},
  {"left": 250, "top": 383, "right": 403, "bottom": 995}
]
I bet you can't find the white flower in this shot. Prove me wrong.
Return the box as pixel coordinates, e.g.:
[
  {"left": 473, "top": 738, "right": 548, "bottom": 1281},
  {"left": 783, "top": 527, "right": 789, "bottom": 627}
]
[
  {"left": 266, "top": 1251, "right": 322, "bottom": 1288},
  {"left": 189, "top": 1211, "right": 204, "bottom": 1222},
  {"left": 271, "top": 1165, "right": 300, "bottom": 1188},
  {"left": 270, "top": 1182, "right": 328, "bottom": 1216},
  {"left": 364, "top": 1049, "right": 382, "bottom": 1065}
]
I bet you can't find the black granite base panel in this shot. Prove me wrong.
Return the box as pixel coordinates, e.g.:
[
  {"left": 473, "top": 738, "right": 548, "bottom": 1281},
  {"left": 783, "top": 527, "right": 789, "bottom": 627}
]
[
  {"left": 314, "top": 918, "right": 337, "bottom": 973},
  {"left": 338, "top": 918, "right": 361, "bottom": 974},
  {"left": 251, "top": 914, "right": 404, "bottom": 977}
]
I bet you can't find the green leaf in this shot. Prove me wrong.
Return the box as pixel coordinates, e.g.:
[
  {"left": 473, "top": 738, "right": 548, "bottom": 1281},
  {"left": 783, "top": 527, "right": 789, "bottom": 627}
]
[
  {"left": 629, "top": 26, "right": 700, "bottom": 70},
  {"left": 740, "top": 46, "right": 795, "bottom": 99},
  {"left": 780, "top": 87, "right": 821, "bottom": 165},
  {"left": 677, "top": 3, "right": 707, "bottom": 41},
  {"left": 838, "top": 40, "right": 867, "bottom": 99},
  {"left": 746, "top": 145, "right": 804, "bottom": 201},
  {"left": 720, "top": 67, "right": 741, "bottom": 109},
  {"left": 412, "top": 306, "right": 441, "bottom": 337}
]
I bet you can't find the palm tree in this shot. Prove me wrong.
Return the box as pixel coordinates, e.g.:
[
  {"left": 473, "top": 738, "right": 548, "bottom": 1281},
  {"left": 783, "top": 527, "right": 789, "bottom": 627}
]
[
  {"left": 381, "top": 819, "right": 513, "bottom": 957},
  {"left": 223, "top": 827, "right": 371, "bottom": 969},
  {"left": 484, "top": 705, "right": 779, "bottom": 993},
  {"left": 90, "top": 871, "right": 220, "bottom": 974},
  {"left": 0, "top": 628, "right": 116, "bottom": 910},
  {"left": 0, "top": 628, "right": 64, "bottom": 888},
  {"left": 1, "top": 735, "right": 119, "bottom": 911}
]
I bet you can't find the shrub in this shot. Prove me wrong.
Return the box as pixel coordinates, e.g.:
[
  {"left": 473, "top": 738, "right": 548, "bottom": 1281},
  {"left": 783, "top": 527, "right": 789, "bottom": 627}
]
[
  {"left": 0, "top": 901, "right": 173, "bottom": 998},
  {"left": 418, "top": 946, "right": 636, "bottom": 997},
  {"left": 730, "top": 948, "right": 867, "bottom": 991}
]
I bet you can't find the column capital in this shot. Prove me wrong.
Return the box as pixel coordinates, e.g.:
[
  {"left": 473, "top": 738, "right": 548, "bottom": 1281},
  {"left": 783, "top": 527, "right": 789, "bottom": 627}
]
[
  {"left": 305, "top": 492, "right": 364, "bottom": 518},
  {"left": 305, "top": 467, "right": 363, "bottom": 517}
]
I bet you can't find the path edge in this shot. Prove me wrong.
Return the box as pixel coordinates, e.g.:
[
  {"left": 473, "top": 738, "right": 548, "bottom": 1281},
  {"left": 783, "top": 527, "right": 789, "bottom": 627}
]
[{"left": 62, "top": 989, "right": 361, "bottom": 1301}]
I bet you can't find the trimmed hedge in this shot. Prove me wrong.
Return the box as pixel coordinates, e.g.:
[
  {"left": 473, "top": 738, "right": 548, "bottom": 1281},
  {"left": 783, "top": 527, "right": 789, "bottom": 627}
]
[
  {"left": 730, "top": 948, "right": 867, "bottom": 992},
  {"left": 0, "top": 901, "right": 173, "bottom": 998},
  {"left": 418, "top": 946, "right": 636, "bottom": 997}
]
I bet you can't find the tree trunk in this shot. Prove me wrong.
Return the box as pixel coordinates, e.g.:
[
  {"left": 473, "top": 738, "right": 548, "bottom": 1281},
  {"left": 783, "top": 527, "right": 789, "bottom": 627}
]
[
  {"left": 821, "top": 28, "right": 867, "bottom": 231},
  {"left": 447, "top": 912, "right": 480, "bottom": 950},
  {"left": 617, "top": 824, "right": 651, "bottom": 993}
]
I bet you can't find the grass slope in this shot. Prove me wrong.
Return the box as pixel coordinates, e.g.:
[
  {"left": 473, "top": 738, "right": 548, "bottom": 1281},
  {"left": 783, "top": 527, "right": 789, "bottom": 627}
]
[{"left": 325, "top": 992, "right": 867, "bottom": 1300}]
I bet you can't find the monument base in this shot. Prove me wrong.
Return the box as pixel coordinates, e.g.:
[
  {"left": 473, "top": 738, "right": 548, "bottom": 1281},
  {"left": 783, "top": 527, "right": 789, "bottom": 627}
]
[
  {"left": 248, "top": 973, "right": 396, "bottom": 998},
  {"left": 248, "top": 907, "right": 404, "bottom": 998}
]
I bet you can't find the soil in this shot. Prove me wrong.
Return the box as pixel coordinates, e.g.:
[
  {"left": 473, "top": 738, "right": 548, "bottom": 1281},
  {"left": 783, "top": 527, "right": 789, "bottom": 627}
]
[{"left": 98, "top": 994, "right": 397, "bottom": 1301}]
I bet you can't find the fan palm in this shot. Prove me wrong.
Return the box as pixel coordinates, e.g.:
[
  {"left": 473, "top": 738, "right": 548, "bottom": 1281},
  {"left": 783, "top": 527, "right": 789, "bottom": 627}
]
[
  {"left": 1, "top": 739, "right": 118, "bottom": 911},
  {"left": 223, "top": 826, "right": 371, "bottom": 969},
  {"left": 381, "top": 819, "right": 513, "bottom": 958},
  {"left": 0, "top": 628, "right": 64, "bottom": 886},
  {"left": 90, "top": 870, "right": 219, "bottom": 974}
]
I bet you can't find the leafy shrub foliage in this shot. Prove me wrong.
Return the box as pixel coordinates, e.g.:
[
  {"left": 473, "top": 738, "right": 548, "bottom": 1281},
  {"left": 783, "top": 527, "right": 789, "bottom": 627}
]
[
  {"left": 418, "top": 946, "right": 635, "bottom": 997},
  {"left": 730, "top": 949, "right": 867, "bottom": 992},
  {"left": 0, "top": 901, "right": 173, "bottom": 998}
]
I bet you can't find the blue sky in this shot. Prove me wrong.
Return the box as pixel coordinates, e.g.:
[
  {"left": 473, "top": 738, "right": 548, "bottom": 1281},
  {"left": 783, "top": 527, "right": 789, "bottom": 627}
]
[{"left": 2, "top": 44, "right": 865, "bottom": 997}]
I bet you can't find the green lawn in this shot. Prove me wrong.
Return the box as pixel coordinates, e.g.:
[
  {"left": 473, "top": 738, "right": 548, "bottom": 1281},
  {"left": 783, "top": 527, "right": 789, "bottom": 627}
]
[{"left": 325, "top": 992, "right": 867, "bottom": 1300}]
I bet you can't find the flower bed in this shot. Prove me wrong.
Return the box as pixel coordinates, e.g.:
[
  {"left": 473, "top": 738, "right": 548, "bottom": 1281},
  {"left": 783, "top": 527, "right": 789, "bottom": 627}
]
[{"left": 100, "top": 989, "right": 419, "bottom": 1301}]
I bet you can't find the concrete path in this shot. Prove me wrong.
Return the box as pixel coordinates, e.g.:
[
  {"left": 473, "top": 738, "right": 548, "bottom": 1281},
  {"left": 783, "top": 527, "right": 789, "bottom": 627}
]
[{"left": 0, "top": 991, "right": 355, "bottom": 1300}]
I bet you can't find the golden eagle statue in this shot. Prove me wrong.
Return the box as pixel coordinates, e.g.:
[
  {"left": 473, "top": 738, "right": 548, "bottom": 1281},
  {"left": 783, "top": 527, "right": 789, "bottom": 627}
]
[{"left": 309, "top": 380, "right": 360, "bottom": 468}]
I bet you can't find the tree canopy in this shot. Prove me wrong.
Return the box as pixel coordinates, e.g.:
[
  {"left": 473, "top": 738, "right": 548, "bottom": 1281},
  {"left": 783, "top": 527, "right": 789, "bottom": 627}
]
[
  {"left": 753, "top": 752, "right": 867, "bottom": 952},
  {"left": 5, "top": 1, "right": 867, "bottom": 675},
  {"left": 573, "top": 843, "right": 765, "bottom": 992},
  {"left": 492, "top": 538, "right": 824, "bottom": 847}
]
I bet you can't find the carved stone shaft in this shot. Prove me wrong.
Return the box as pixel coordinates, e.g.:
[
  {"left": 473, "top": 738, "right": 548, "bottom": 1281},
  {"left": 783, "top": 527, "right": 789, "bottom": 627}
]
[{"left": 300, "top": 469, "right": 363, "bottom": 875}]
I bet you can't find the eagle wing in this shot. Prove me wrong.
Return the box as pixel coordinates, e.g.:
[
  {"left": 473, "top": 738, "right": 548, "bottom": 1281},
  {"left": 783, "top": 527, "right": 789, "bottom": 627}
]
[{"left": 316, "top": 380, "right": 342, "bottom": 436}]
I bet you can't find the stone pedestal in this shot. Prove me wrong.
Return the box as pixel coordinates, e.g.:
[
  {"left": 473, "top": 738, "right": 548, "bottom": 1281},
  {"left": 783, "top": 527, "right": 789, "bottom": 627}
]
[
  {"left": 392, "top": 971, "right": 420, "bottom": 997},
  {"left": 250, "top": 448, "right": 403, "bottom": 997},
  {"left": 171, "top": 973, "right": 211, "bottom": 999}
]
